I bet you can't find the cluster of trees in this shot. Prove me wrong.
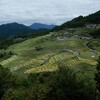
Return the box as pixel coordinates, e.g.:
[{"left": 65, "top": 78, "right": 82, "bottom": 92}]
[
  {"left": 0, "top": 61, "right": 99, "bottom": 100},
  {"left": 0, "top": 51, "right": 14, "bottom": 61},
  {"left": 27, "top": 29, "right": 50, "bottom": 38},
  {"left": 0, "top": 38, "right": 14, "bottom": 50},
  {"left": 0, "top": 29, "right": 49, "bottom": 50},
  {"left": 87, "top": 39, "right": 100, "bottom": 52},
  {"left": 35, "top": 45, "right": 43, "bottom": 51},
  {"left": 86, "top": 11, "right": 100, "bottom": 24},
  {"left": 90, "top": 29, "right": 100, "bottom": 38},
  {"left": 0, "top": 65, "right": 16, "bottom": 99},
  {"left": 95, "top": 57, "right": 100, "bottom": 100}
]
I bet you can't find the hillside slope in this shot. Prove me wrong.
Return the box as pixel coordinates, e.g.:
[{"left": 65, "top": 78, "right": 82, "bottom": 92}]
[
  {"left": 0, "top": 22, "right": 32, "bottom": 39},
  {"left": 0, "top": 32, "right": 98, "bottom": 75},
  {"left": 52, "top": 10, "right": 100, "bottom": 31}
]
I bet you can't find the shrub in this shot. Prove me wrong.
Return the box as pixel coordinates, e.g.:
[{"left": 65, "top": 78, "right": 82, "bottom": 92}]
[{"left": 35, "top": 45, "right": 43, "bottom": 51}]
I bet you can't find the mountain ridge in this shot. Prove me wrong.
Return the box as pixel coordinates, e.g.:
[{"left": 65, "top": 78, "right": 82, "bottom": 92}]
[
  {"left": 52, "top": 10, "right": 100, "bottom": 31},
  {"left": 0, "top": 22, "right": 32, "bottom": 39},
  {"left": 29, "top": 23, "right": 56, "bottom": 30}
]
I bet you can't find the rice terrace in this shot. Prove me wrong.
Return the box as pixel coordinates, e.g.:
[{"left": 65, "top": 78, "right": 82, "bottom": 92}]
[
  {"left": 0, "top": 3, "right": 100, "bottom": 99},
  {"left": 0, "top": 29, "right": 99, "bottom": 75}
]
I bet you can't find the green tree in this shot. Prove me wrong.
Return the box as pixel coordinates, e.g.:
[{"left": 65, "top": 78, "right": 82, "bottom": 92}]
[
  {"left": 0, "top": 65, "right": 15, "bottom": 99},
  {"left": 35, "top": 45, "right": 43, "bottom": 51},
  {"left": 95, "top": 57, "right": 100, "bottom": 99},
  {"left": 95, "top": 57, "right": 100, "bottom": 92}
]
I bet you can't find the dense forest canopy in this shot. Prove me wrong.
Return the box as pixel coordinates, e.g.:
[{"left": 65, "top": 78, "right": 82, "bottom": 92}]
[{"left": 52, "top": 11, "right": 100, "bottom": 31}]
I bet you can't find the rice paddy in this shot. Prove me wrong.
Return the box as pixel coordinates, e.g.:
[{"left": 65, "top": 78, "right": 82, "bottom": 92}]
[{"left": 0, "top": 33, "right": 99, "bottom": 75}]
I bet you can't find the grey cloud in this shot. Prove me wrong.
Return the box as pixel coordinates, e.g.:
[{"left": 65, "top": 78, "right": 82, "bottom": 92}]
[{"left": 0, "top": 0, "right": 100, "bottom": 25}]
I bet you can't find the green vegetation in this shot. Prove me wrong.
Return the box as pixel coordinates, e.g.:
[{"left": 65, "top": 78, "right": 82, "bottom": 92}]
[
  {"left": 0, "top": 64, "right": 96, "bottom": 100},
  {"left": 95, "top": 57, "right": 100, "bottom": 99},
  {"left": 87, "top": 38, "right": 100, "bottom": 52},
  {"left": 90, "top": 29, "right": 100, "bottom": 38},
  {"left": 0, "top": 65, "right": 15, "bottom": 99},
  {"left": 0, "top": 29, "right": 49, "bottom": 50},
  {"left": 0, "top": 51, "right": 14, "bottom": 62},
  {"left": 0, "top": 29, "right": 99, "bottom": 99},
  {"left": 52, "top": 10, "right": 100, "bottom": 31},
  {"left": 0, "top": 10, "right": 100, "bottom": 100},
  {"left": 35, "top": 45, "right": 43, "bottom": 51},
  {"left": 0, "top": 32, "right": 98, "bottom": 74}
]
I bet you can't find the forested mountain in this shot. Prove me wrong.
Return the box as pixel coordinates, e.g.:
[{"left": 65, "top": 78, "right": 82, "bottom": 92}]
[
  {"left": 52, "top": 10, "right": 100, "bottom": 31},
  {"left": 29, "top": 23, "right": 56, "bottom": 29},
  {"left": 0, "top": 22, "right": 32, "bottom": 39}
]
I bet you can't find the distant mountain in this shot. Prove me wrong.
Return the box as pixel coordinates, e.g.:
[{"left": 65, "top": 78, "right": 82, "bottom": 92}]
[
  {"left": 52, "top": 10, "right": 100, "bottom": 31},
  {"left": 29, "top": 23, "right": 56, "bottom": 30},
  {"left": 0, "top": 22, "right": 32, "bottom": 39}
]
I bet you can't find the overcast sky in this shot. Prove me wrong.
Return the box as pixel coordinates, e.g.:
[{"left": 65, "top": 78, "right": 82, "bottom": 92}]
[{"left": 0, "top": 0, "right": 100, "bottom": 26}]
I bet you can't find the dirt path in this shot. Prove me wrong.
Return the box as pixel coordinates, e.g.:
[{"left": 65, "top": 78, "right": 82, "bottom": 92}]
[{"left": 84, "top": 42, "right": 100, "bottom": 56}]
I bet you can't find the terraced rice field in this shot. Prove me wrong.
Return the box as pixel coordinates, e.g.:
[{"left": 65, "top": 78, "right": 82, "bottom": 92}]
[{"left": 0, "top": 34, "right": 99, "bottom": 75}]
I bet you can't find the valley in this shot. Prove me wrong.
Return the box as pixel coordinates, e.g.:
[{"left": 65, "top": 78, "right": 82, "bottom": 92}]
[{"left": 0, "top": 10, "right": 100, "bottom": 100}]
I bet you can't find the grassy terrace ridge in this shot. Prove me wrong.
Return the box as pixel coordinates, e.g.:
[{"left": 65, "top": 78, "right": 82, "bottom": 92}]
[{"left": 0, "top": 32, "right": 99, "bottom": 76}]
